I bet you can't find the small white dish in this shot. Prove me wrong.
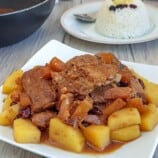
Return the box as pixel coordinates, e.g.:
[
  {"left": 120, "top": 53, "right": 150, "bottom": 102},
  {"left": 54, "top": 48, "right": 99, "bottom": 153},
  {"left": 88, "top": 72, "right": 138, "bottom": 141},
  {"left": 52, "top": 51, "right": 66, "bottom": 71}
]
[
  {"left": 61, "top": 1, "right": 158, "bottom": 44},
  {"left": 0, "top": 40, "right": 158, "bottom": 158}
]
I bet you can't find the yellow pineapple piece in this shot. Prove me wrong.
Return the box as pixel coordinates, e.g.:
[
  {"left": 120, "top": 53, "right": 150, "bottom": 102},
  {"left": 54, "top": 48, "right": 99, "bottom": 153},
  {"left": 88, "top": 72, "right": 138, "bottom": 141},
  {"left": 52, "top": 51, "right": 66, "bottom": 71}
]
[
  {"left": 144, "top": 80, "right": 158, "bottom": 107},
  {"left": 13, "top": 118, "right": 41, "bottom": 143},
  {"left": 108, "top": 108, "right": 141, "bottom": 130},
  {"left": 49, "top": 118, "right": 85, "bottom": 152},
  {"left": 111, "top": 125, "right": 141, "bottom": 141},
  {"left": 2, "top": 70, "right": 23, "bottom": 94},
  {"left": 0, "top": 104, "right": 20, "bottom": 126},
  {"left": 0, "top": 112, "right": 10, "bottom": 125},
  {"left": 141, "top": 106, "right": 158, "bottom": 131},
  {"left": 2, "top": 95, "right": 12, "bottom": 111},
  {"left": 82, "top": 125, "right": 110, "bottom": 151}
]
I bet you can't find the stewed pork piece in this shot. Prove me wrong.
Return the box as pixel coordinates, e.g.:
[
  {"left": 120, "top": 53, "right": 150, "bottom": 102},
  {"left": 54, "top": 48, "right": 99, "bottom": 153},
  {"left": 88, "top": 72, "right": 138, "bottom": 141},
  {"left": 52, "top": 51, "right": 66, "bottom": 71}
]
[
  {"left": 21, "top": 67, "right": 56, "bottom": 113},
  {"left": 90, "top": 86, "right": 131, "bottom": 103},
  {"left": 32, "top": 111, "right": 55, "bottom": 128},
  {"left": 53, "top": 54, "right": 119, "bottom": 96},
  {"left": 129, "top": 77, "right": 148, "bottom": 104}
]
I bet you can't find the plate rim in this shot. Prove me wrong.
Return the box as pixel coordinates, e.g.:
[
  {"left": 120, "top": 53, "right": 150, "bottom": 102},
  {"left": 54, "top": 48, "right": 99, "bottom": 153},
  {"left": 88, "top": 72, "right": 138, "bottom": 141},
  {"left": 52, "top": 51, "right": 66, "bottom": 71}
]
[{"left": 60, "top": 1, "right": 158, "bottom": 45}]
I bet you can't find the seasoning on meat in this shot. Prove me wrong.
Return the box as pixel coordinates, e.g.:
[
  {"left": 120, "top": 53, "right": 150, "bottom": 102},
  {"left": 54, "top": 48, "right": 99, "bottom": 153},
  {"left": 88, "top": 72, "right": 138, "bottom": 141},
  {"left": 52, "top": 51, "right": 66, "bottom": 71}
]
[{"left": 53, "top": 54, "right": 119, "bottom": 96}]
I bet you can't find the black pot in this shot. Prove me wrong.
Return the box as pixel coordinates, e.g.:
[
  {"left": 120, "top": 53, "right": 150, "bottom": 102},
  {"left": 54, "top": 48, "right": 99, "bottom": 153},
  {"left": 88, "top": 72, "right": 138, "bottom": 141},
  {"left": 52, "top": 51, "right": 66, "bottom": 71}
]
[{"left": 0, "top": 0, "right": 55, "bottom": 47}]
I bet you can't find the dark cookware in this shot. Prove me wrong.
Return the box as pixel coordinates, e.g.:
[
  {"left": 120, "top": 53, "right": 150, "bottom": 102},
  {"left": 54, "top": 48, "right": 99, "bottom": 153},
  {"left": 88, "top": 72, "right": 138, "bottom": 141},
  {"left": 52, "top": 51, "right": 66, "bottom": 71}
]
[{"left": 0, "top": 0, "right": 55, "bottom": 47}]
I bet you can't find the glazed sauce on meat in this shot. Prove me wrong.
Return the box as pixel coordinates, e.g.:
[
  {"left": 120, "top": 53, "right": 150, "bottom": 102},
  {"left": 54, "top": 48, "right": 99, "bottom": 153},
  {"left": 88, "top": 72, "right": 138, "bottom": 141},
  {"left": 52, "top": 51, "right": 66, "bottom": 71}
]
[
  {"left": 41, "top": 131, "right": 124, "bottom": 154},
  {"left": 0, "top": 8, "right": 15, "bottom": 14}
]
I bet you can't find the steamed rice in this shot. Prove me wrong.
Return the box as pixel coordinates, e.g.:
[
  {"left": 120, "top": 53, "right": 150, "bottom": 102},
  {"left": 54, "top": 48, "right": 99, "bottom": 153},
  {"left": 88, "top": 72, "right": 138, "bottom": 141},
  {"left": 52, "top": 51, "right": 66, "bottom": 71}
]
[{"left": 95, "top": 0, "right": 152, "bottom": 39}]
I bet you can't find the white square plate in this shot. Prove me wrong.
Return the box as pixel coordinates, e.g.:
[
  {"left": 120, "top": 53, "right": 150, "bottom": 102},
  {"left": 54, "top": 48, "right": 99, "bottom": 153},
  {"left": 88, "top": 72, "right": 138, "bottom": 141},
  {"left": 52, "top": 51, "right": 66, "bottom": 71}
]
[{"left": 0, "top": 40, "right": 158, "bottom": 158}]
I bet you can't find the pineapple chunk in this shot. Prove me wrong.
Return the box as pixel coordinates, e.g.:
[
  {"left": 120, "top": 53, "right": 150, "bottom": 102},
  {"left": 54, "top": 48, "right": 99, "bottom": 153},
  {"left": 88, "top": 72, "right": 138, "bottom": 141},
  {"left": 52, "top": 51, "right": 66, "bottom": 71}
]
[
  {"left": 148, "top": 103, "right": 157, "bottom": 111},
  {"left": 143, "top": 80, "right": 158, "bottom": 107},
  {"left": 141, "top": 107, "right": 158, "bottom": 131},
  {"left": 0, "top": 112, "right": 10, "bottom": 125},
  {"left": 108, "top": 108, "right": 141, "bottom": 130},
  {"left": 49, "top": 118, "right": 85, "bottom": 152},
  {"left": 82, "top": 125, "right": 110, "bottom": 151},
  {"left": 111, "top": 125, "right": 141, "bottom": 142},
  {"left": 2, "top": 95, "right": 12, "bottom": 111},
  {"left": 2, "top": 70, "right": 23, "bottom": 94},
  {"left": 0, "top": 104, "right": 19, "bottom": 126},
  {"left": 13, "top": 118, "right": 41, "bottom": 143}
]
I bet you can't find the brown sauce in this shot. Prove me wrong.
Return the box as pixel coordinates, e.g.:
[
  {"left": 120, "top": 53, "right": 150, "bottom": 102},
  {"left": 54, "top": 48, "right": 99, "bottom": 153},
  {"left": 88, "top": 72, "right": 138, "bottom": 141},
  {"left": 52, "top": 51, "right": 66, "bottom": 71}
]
[
  {"left": 41, "top": 131, "right": 125, "bottom": 154},
  {"left": 83, "top": 142, "right": 124, "bottom": 154},
  {"left": 0, "top": 8, "right": 15, "bottom": 14}
]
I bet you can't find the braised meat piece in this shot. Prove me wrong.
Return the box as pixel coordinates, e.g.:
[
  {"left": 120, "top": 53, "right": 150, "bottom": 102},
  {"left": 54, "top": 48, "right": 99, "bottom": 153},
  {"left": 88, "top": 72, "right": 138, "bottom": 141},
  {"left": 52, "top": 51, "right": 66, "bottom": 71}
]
[
  {"left": 53, "top": 54, "right": 119, "bottom": 96},
  {"left": 32, "top": 111, "right": 55, "bottom": 128},
  {"left": 57, "top": 93, "right": 74, "bottom": 122},
  {"left": 83, "top": 115, "right": 104, "bottom": 125},
  {"left": 102, "top": 98, "right": 126, "bottom": 120},
  {"left": 89, "top": 105, "right": 103, "bottom": 115},
  {"left": 129, "top": 77, "right": 147, "bottom": 104},
  {"left": 17, "top": 107, "right": 31, "bottom": 119},
  {"left": 90, "top": 86, "right": 131, "bottom": 103},
  {"left": 90, "top": 85, "right": 112, "bottom": 103},
  {"left": 22, "top": 67, "right": 56, "bottom": 112},
  {"left": 20, "top": 92, "right": 31, "bottom": 107}
]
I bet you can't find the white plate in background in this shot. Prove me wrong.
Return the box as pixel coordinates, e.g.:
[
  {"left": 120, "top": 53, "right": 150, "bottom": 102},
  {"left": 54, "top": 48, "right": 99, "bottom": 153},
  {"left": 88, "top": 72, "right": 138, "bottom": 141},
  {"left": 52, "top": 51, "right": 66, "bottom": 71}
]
[
  {"left": 0, "top": 40, "right": 158, "bottom": 158},
  {"left": 61, "top": 1, "right": 158, "bottom": 44}
]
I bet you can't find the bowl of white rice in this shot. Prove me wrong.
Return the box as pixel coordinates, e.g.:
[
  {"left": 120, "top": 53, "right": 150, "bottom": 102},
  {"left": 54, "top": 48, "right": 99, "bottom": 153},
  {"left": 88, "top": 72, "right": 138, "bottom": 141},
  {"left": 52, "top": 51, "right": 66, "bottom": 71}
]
[{"left": 95, "top": 0, "right": 152, "bottom": 39}]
